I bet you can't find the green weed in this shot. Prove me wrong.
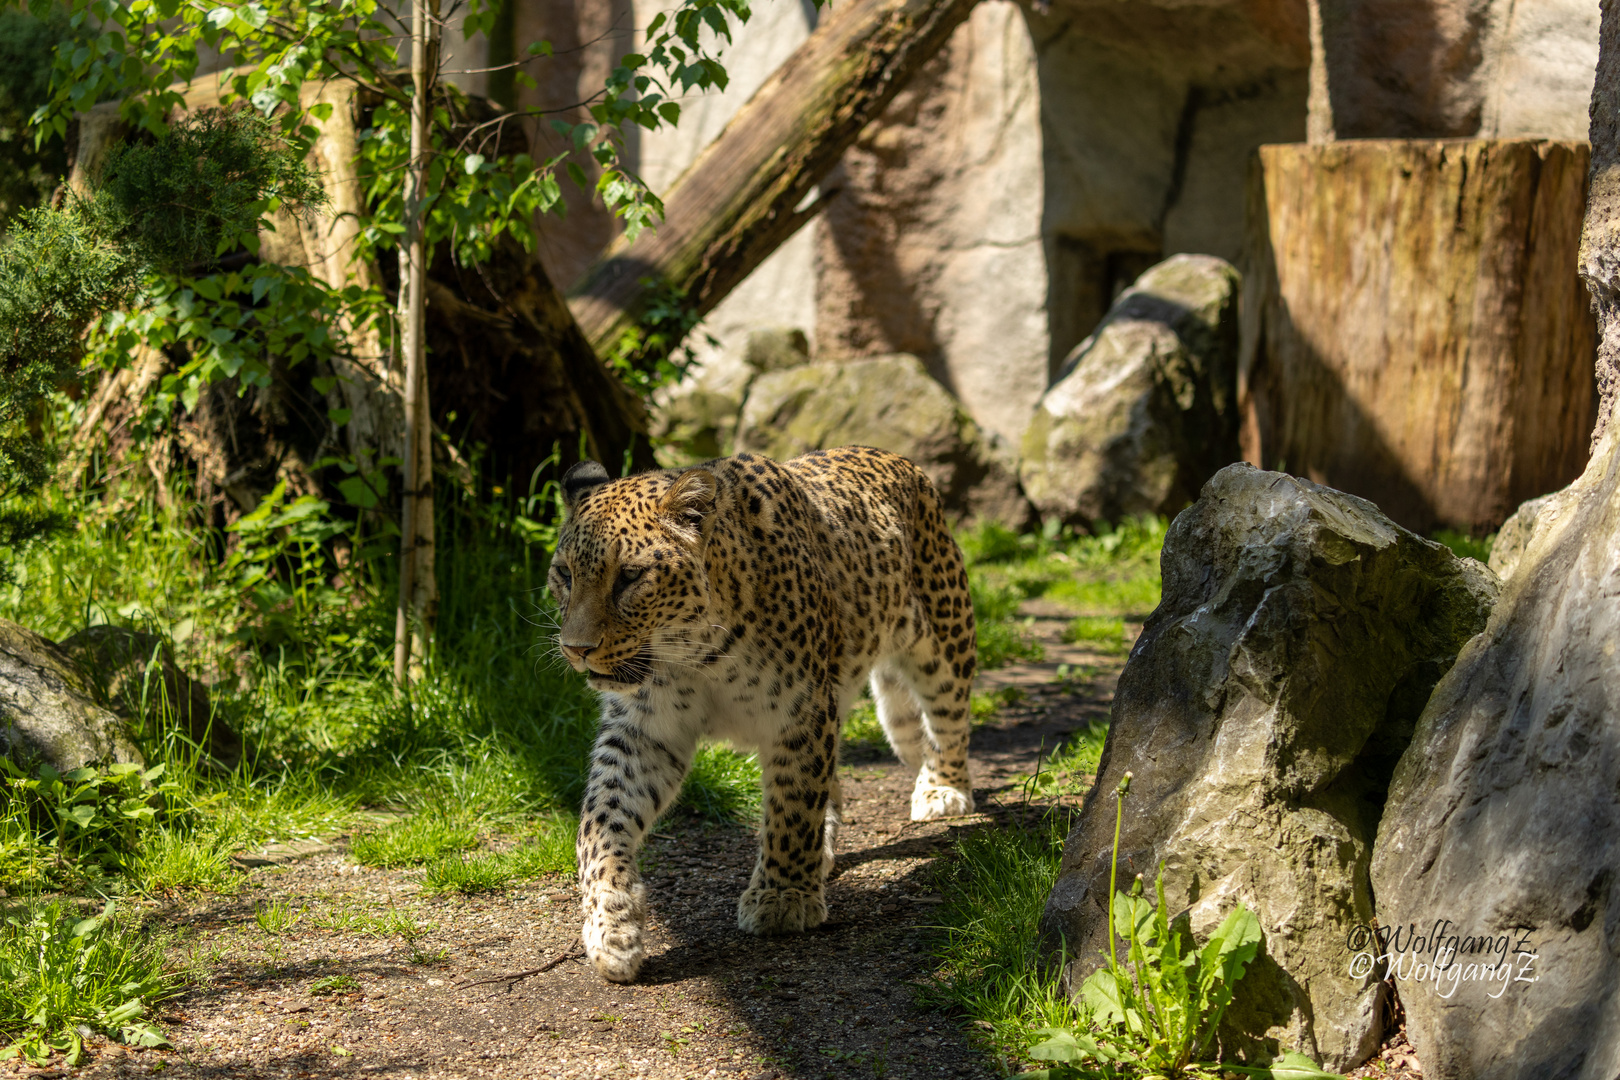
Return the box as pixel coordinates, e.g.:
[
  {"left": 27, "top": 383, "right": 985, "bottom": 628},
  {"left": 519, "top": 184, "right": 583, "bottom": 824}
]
[
  {"left": 1024, "top": 723, "right": 1109, "bottom": 802},
  {"left": 1022, "top": 775, "right": 1342, "bottom": 1080},
  {"left": 311, "top": 900, "right": 435, "bottom": 940},
  {"left": 254, "top": 898, "right": 300, "bottom": 935},
  {"left": 309, "top": 975, "right": 359, "bottom": 996},
  {"left": 0, "top": 900, "right": 176, "bottom": 1064}
]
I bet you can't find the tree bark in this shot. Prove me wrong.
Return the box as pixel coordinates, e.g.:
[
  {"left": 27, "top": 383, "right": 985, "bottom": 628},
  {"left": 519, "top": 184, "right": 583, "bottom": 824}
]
[
  {"left": 566, "top": 0, "right": 982, "bottom": 358},
  {"left": 396, "top": 0, "right": 441, "bottom": 686},
  {"left": 67, "top": 77, "right": 654, "bottom": 522},
  {"left": 1238, "top": 137, "right": 1598, "bottom": 534}
]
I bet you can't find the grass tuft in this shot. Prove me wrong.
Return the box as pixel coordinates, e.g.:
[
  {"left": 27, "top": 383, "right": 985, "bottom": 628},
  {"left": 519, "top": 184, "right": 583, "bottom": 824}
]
[
  {"left": 349, "top": 814, "right": 481, "bottom": 869},
  {"left": 676, "top": 744, "right": 762, "bottom": 823},
  {"left": 1060, "top": 615, "right": 1127, "bottom": 652},
  {"left": 924, "top": 815, "right": 1083, "bottom": 1063}
]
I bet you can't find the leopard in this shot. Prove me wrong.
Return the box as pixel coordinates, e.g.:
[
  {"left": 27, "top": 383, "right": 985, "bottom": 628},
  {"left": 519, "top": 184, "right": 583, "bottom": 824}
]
[{"left": 548, "top": 445, "right": 978, "bottom": 983}]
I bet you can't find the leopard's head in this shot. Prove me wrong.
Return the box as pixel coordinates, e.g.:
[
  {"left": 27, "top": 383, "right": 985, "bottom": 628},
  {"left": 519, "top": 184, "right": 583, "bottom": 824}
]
[{"left": 546, "top": 461, "right": 717, "bottom": 691}]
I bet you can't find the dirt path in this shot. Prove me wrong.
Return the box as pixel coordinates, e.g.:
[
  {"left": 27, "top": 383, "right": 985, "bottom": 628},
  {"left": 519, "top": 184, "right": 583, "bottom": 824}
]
[{"left": 6, "top": 621, "right": 1124, "bottom": 1080}]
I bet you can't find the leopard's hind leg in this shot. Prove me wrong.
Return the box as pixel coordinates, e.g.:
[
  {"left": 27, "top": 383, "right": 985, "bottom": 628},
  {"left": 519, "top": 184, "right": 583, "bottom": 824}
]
[{"left": 872, "top": 643, "right": 976, "bottom": 821}]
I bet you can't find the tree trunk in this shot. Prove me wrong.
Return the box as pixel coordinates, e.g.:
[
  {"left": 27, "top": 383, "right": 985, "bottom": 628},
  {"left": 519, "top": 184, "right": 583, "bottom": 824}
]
[
  {"left": 67, "top": 78, "right": 654, "bottom": 522},
  {"left": 566, "top": 0, "right": 982, "bottom": 357},
  {"left": 1238, "top": 137, "right": 1598, "bottom": 534},
  {"left": 396, "top": 0, "right": 441, "bottom": 685}
]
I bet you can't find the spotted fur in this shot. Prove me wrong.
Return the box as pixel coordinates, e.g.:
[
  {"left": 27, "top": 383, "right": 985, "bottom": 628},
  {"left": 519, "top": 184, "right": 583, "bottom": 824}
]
[{"left": 549, "top": 446, "right": 977, "bottom": 983}]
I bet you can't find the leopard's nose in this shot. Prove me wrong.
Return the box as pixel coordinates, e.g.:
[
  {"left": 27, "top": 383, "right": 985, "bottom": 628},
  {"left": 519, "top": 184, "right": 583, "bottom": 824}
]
[{"left": 560, "top": 640, "right": 600, "bottom": 665}]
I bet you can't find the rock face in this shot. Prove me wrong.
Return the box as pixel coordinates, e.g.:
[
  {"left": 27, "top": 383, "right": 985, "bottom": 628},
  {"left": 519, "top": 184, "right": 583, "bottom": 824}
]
[
  {"left": 653, "top": 328, "right": 811, "bottom": 465},
  {"left": 735, "top": 355, "right": 1032, "bottom": 526},
  {"left": 1040, "top": 464, "right": 1498, "bottom": 1071},
  {"left": 1366, "top": 9, "right": 1620, "bottom": 1077},
  {"left": 1020, "top": 255, "right": 1241, "bottom": 528},
  {"left": 0, "top": 619, "right": 143, "bottom": 773},
  {"left": 1308, "top": 0, "right": 1599, "bottom": 142},
  {"left": 58, "top": 626, "right": 241, "bottom": 770}
]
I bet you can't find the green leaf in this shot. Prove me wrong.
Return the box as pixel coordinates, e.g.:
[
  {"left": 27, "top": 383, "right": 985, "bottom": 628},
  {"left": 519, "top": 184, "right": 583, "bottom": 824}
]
[
  {"left": 1221, "top": 1050, "right": 1347, "bottom": 1079},
  {"left": 1079, "top": 967, "right": 1127, "bottom": 1026},
  {"left": 205, "top": 6, "right": 233, "bottom": 27},
  {"left": 463, "top": 153, "right": 486, "bottom": 175},
  {"left": 1200, "top": 903, "right": 1263, "bottom": 986},
  {"left": 65, "top": 804, "right": 98, "bottom": 828}
]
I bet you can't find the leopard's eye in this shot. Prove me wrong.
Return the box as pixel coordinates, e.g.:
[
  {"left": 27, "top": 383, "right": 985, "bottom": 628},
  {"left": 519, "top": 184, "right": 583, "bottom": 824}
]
[
  {"left": 553, "top": 563, "right": 572, "bottom": 586},
  {"left": 617, "top": 566, "right": 645, "bottom": 590}
]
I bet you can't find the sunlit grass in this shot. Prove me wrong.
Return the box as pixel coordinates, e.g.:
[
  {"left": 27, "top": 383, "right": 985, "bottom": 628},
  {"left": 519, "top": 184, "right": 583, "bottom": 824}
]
[{"left": 924, "top": 815, "right": 1084, "bottom": 1064}]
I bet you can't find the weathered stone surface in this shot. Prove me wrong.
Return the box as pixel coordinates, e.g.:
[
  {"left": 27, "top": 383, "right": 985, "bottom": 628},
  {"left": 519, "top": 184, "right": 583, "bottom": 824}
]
[
  {"left": 653, "top": 327, "right": 812, "bottom": 465},
  {"left": 1020, "top": 254, "right": 1241, "bottom": 528},
  {"left": 59, "top": 626, "right": 242, "bottom": 770},
  {"left": 0, "top": 619, "right": 142, "bottom": 773},
  {"left": 1308, "top": 0, "right": 1598, "bottom": 142},
  {"left": 1365, "top": 9, "right": 1620, "bottom": 1077},
  {"left": 735, "top": 354, "right": 1032, "bottom": 526},
  {"left": 1041, "top": 463, "right": 1498, "bottom": 1071},
  {"left": 1239, "top": 137, "right": 1598, "bottom": 534},
  {"left": 1485, "top": 487, "right": 1583, "bottom": 581}
]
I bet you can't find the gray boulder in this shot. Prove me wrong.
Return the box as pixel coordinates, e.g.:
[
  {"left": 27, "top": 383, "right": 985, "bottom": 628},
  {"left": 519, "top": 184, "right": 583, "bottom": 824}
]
[
  {"left": 1485, "top": 487, "right": 1583, "bottom": 582},
  {"left": 1040, "top": 464, "right": 1498, "bottom": 1070},
  {"left": 1020, "top": 254, "right": 1241, "bottom": 528},
  {"left": 653, "top": 327, "right": 811, "bottom": 465},
  {"left": 0, "top": 619, "right": 143, "bottom": 773},
  {"left": 735, "top": 353, "right": 1032, "bottom": 526}
]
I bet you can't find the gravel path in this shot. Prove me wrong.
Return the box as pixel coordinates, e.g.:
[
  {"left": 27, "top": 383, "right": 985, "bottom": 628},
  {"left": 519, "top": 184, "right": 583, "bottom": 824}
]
[{"left": 8, "top": 617, "right": 1422, "bottom": 1080}]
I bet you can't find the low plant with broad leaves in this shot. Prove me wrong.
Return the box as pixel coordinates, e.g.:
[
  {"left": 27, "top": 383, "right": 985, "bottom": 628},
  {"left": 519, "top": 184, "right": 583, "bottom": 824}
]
[
  {"left": 0, "top": 900, "right": 175, "bottom": 1065},
  {"left": 1021, "top": 774, "right": 1344, "bottom": 1080}
]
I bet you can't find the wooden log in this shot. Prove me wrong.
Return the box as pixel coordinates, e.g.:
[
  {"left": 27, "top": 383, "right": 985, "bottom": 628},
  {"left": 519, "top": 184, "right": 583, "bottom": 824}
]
[
  {"left": 566, "top": 0, "right": 981, "bottom": 358},
  {"left": 1238, "top": 138, "right": 1599, "bottom": 535}
]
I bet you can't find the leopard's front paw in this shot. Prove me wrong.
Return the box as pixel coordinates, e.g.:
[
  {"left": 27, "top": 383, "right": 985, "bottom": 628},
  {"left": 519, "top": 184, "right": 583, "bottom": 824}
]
[
  {"left": 581, "top": 883, "right": 647, "bottom": 983},
  {"left": 737, "top": 885, "right": 827, "bottom": 936},
  {"left": 911, "top": 782, "right": 974, "bottom": 820}
]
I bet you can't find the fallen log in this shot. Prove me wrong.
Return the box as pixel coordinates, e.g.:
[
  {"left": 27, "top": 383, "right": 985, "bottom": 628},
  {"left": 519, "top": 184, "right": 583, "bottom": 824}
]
[{"left": 566, "top": 0, "right": 982, "bottom": 358}]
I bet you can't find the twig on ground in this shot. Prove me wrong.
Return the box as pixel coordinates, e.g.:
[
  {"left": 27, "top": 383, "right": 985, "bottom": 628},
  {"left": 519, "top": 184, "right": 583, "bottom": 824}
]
[{"left": 454, "top": 942, "right": 585, "bottom": 990}]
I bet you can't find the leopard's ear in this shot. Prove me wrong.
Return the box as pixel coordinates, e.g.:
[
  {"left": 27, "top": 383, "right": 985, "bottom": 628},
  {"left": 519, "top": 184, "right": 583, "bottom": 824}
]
[
  {"left": 562, "top": 460, "right": 611, "bottom": 511},
  {"left": 660, "top": 468, "right": 717, "bottom": 535}
]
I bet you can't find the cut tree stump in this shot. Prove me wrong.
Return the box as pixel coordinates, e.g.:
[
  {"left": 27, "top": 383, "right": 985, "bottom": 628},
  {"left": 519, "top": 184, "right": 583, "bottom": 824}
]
[
  {"left": 566, "top": 0, "right": 982, "bottom": 357},
  {"left": 1238, "top": 138, "right": 1598, "bottom": 534}
]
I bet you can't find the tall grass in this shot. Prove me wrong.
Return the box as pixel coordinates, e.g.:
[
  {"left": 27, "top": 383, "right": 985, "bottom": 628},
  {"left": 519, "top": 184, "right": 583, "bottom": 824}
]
[{"left": 924, "top": 814, "right": 1084, "bottom": 1064}]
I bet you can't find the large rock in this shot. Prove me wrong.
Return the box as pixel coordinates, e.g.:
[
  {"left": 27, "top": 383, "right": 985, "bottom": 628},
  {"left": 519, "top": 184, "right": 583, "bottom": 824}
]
[
  {"left": 653, "top": 328, "right": 812, "bottom": 465},
  {"left": 1020, "top": 254, "right": 1241, "bottom": 529},
  {"left": 1365, "top": 10, "right": 1620, "bottom": 1076},
  {"left": 735, "top": 354, "right": 1032, "bottom": 526},
  {"left": 59, "top": 626, "right": 242, "bottom": 770},
  {"left": 1040, "top": 464, "right": 1498, "bottom": 1070},
  {"left": 0, "top": 619, "right": 143, "bottom": 773},
  {"left": 1308, "top": 0, "right": 1599, "bottom": 142}
]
